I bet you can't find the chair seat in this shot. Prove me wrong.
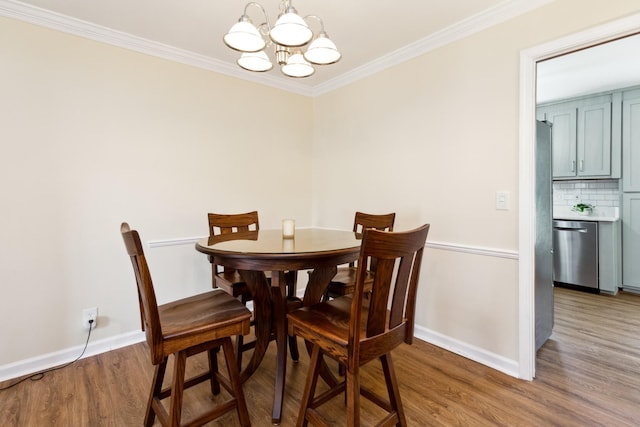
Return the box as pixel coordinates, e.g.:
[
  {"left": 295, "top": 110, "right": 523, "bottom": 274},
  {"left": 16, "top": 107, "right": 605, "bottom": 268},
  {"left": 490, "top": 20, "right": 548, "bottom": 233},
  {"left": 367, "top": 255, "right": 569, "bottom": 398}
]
[
  {"left": 282, "top": 295, "right": 304, "bottom": 312},
  {"left": 215, "top": 270, "right": 289, "bottom": 299},
  {"left": 214, "top": 270, "right": 250, "bottom": 298},
  {"left": 326, "top": 267, "right": 374, "bottom": 297},
  {"left": 288, "top": 296, "right": 367, "bottom": 349},
  {"left": 159, "top": 289, "right": 251, "bottom": 345}
]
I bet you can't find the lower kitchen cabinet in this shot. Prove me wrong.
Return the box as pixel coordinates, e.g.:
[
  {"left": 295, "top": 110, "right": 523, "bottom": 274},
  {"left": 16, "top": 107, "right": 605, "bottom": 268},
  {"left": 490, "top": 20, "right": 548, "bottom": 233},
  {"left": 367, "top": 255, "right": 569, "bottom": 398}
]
[
  {"left": 598, "top": 220, "right": 621, "bottom": 294},
  {"left": 622, "top": 193, "right": 640, "bottom": 292}
]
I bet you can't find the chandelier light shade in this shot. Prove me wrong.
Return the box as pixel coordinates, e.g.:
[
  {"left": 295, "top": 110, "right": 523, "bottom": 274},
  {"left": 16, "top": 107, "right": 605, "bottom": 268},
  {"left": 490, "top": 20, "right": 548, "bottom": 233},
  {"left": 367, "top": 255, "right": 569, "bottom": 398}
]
[
  {"left": 223, "top": 17, "right": 265, "bottom": 52},
  {"left": 223, "top": 1, "right": 341, "bottom": 78},
  {"left": 304, "top": 32, "right": 341, "bottom": 65},
  {"left": 269, "top": 7, "right": 312, "bottom": 47},
  {"left": 281, "top": 51, "right": 315, "bottom": 78},
  {"left": 238, "top": 50, "right": 273, "bottom": 72}
]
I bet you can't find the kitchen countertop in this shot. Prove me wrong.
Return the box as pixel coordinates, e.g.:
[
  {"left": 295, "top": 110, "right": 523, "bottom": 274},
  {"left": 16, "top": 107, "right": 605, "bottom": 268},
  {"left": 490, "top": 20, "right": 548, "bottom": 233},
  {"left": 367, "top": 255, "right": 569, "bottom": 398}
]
[{"left": 553, "top": 206, "right": 620, "bottom": 222}]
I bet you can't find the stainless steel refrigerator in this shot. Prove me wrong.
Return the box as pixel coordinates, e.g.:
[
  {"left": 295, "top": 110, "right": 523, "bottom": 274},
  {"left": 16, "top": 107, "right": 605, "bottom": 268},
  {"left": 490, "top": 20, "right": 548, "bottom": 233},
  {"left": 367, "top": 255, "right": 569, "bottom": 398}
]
[{"left": 535, "top": 120, "right": 554, "bottom": 350}]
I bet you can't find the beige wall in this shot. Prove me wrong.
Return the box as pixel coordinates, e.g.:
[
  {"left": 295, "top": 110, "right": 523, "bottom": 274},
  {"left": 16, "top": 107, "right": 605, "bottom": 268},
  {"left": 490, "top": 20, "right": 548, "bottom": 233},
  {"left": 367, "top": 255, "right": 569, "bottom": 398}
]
[
  {"left": 0, "top": 17, "right": 313, "bottom": 365},
  {"left": 1, "top": 0, "right": 639, "bottom": 373},
  {"left": 312, "top": 0, "right": 640, "bottom": 361}
]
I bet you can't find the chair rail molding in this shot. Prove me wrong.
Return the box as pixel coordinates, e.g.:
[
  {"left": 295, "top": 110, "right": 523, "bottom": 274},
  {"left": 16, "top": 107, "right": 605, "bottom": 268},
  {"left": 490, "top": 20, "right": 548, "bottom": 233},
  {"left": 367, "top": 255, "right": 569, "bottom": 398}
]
[
  {"left": 426, "top": 241, "right": 518, "bottom": 260},
  {"left": 147, "top": 231, "right": 519, "bottom": 260},
  {"left": 147, "top": 236, "right": 204, "bottom": 248}
]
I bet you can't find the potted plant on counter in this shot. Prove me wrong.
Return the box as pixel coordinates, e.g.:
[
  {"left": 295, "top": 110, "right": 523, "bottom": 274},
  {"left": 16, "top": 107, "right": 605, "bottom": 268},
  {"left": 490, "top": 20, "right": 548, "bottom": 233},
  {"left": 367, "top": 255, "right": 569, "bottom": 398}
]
[{"left": 572, "top": 203, "right": 594, "bottom": 215}]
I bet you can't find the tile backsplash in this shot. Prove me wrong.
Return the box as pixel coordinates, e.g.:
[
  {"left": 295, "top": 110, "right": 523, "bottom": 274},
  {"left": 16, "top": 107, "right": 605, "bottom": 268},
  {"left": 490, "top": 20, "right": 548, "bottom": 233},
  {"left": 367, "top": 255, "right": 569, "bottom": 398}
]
[{"left": 553, "top": 179, "right": 620, "bottom": 208}]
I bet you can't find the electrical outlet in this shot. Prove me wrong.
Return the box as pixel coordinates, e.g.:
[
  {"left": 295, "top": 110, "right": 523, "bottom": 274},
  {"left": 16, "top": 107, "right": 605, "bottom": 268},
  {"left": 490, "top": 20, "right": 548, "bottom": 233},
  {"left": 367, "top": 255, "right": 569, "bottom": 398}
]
[{"left": 82, "top": 307, "right": 98, "bottom": 330}]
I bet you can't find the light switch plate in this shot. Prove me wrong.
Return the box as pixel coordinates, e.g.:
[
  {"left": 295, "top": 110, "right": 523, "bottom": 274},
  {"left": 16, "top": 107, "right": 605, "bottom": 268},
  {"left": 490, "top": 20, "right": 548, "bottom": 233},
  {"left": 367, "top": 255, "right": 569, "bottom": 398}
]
[{"left": 496, "top": 191, "right": 510, "bottom": 210}]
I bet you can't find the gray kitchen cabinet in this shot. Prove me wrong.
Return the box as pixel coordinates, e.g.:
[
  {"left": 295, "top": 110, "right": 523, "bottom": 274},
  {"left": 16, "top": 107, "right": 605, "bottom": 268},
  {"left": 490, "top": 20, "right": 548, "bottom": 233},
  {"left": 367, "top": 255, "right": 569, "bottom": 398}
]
[
  {"left": 544, "top": 104, "right": 577, "bottom": 177},
  {"left": 598, "top": 220, "right": 621, "bottom": 294},
  {"left": 577, "top": 101, "right": 611, "bottom": 176},
  {"left": 621, "top": 88, "right": 640, "bottom": 291},
  {"left": 622, "top": 193, "right": 640, "bottom": 291},
  {"left": 622, "top": 88, "right": 640, "bottom": 192},
  {"left": 538, "top": 93, "right": 618, "bottom": 179}
]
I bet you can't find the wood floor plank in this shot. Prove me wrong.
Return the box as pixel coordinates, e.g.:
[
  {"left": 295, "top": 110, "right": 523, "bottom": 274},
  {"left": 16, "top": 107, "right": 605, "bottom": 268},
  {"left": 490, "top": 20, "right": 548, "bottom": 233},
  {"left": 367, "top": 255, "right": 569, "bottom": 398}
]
[{"left": 1, "top": 287, "right": 639, "bottom": 426}]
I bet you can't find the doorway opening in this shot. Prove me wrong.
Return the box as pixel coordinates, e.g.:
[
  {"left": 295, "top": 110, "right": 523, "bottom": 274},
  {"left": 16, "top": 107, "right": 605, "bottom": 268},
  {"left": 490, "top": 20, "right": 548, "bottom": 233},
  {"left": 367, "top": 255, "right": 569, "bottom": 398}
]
[{"left": 518, "top": 13, "right": 640, "bottom": 380}]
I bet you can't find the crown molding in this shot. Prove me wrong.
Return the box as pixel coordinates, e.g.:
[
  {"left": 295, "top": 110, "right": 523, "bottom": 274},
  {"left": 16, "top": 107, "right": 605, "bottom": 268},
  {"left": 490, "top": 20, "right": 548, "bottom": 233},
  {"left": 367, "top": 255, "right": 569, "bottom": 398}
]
[
  {"left": 0, "top": 0, "right": 314, "bottom": 96},
  {"left": 313, "top": 0, "right": 554, "bottom": 96},
  {"left": 0, "top": 0, "right": 552, "bottom": 98}
]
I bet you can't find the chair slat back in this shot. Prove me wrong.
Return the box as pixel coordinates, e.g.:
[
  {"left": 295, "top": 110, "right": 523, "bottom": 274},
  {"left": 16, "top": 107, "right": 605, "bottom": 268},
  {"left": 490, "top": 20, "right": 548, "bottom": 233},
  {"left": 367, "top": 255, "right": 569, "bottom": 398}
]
[
  {"left": 351, "top": 212, "right": 396, "bottom": 270},
  {"left": 352, "top": 211, "right": 395, "bottom": 234},
  {"left": 120, "top": 223, "right": 164, "bottom": 364},
  {"left": 351, "top": 224, "right": 429, "bottom": 345},
  {"left": 208, "top": 211, "right": 259, "bottom": 236},
  {"left": 207, "top": 212, "right": 259, "bottom": 278}
]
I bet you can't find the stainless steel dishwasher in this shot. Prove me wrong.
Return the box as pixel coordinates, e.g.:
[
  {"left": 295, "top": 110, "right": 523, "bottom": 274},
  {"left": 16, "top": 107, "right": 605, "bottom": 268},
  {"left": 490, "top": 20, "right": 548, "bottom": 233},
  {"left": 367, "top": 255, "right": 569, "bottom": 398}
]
[{"left": 552, "top": 220, "right": 599, "bottom": 290}]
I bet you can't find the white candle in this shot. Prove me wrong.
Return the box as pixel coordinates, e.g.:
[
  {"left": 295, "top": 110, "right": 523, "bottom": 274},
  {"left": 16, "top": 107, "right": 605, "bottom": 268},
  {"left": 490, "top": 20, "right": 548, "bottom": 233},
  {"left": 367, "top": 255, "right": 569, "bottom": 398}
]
[
  {"left": 282, "top": 219, "right": 295, "bottom": 238},
  {"left": 282, "top": 238, "right": 295, "bottom": 252}
]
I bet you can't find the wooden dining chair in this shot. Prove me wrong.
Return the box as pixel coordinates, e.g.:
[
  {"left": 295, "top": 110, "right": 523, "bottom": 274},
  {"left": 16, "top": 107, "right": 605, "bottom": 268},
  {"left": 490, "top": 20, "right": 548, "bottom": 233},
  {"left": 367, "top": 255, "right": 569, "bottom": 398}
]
[
  {"left": 288, "top": 224, "right": 430, "bottom": 427},
  {"left": 207, "top": 211, "right": 261, "bottom": 298},
  {"left": 121, "top": 223, "right": 252, "bottom": 427},
  {"left": 207, "top": 211, "right": 301, "bottom": 368},
  {"left": 323, "top": 211, "right": 396, "bottom": 300}
]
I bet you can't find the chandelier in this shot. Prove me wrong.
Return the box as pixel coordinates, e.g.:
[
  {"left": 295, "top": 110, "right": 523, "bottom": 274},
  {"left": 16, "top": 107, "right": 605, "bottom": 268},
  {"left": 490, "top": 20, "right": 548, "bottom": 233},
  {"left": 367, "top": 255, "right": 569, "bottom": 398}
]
[{"left": 223, "top": 1, "right": 341, "bottom": 78}]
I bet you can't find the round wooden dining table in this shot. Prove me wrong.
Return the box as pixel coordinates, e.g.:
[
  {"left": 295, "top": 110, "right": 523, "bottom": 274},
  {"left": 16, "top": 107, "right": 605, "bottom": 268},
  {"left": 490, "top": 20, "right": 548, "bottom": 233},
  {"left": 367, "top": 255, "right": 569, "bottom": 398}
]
[{"left": 195, "top": 228, "right": 361, "bottom": 424}]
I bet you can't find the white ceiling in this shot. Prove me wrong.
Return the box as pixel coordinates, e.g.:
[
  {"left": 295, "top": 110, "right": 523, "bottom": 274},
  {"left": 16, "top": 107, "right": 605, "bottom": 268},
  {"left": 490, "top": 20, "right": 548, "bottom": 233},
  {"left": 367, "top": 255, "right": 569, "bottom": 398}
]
[
  {"left": 1, "top": 0, "right": 545, "bottom": 94},
  {"left": 2, "top": 0, "right": 638, "bottom": 99},
  {"left": 537, "top": 33, "right": 640, "bottom": 103},
  {"left": 3, "top": 0, "right": 506, "bottom": 84}
]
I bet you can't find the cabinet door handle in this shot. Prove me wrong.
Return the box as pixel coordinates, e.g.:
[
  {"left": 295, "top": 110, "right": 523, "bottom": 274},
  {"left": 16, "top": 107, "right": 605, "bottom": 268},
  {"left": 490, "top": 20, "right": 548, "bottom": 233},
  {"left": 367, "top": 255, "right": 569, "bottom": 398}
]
[
  {"left": 579, "top": 159, "right": 584, "bottom": 171},
  {"left": 572, "top": 160, "right": 576, "bottom": 172}
]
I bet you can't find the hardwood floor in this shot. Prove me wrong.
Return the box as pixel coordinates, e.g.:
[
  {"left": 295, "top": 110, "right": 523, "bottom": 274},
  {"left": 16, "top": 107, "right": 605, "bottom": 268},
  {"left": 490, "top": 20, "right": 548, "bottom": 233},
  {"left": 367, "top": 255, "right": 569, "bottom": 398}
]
[{"left": 1, "top": 287, "right": 639, "bottom": 426}]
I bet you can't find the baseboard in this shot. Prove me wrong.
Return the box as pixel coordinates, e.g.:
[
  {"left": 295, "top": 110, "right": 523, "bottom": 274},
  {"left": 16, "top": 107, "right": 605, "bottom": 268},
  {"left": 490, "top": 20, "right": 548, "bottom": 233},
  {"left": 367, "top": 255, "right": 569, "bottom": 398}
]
[
  {"left": 0, "top": 330, "right": 145, "bottom": 382},
  {"left": 622, "top": 285, "right": 640, "bottom": 295},
  {"left": 414, "top": 325, "right": 520, "bottom": 379},
  {"left": 2, "top": 307, "right": 520, "bottom": 383},
  {"left": 296, "top": 284, "right": 520, "bottom": 378}
]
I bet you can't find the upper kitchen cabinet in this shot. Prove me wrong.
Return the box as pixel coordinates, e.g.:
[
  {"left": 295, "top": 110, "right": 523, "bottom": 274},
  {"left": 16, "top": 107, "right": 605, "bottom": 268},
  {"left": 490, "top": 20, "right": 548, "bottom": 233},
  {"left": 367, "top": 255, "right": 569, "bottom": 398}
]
[
  {"left": 622, "top": 88, "right": 640, "bottom": 192},
  {"left": 538, "top": 93, "right": 621, "bottom": 180},
  {"left": 542, "top": 104, "right": 577, "bottom": 177}
]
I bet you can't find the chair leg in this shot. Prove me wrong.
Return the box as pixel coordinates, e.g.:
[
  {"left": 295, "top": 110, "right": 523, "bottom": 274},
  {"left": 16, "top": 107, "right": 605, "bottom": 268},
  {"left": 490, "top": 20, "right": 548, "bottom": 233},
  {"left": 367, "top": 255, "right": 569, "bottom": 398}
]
[
  {"left": 235, "top": 334, "right": 245, "bottom": 370},
  {"left": 207, "top": 347, "right": 221, "bottom": 395},
  {"left": 380, "top": 352, "right": 407, "bottom": 426},
  {"left": 297, "top": 344, "right": 323, "bottom": 427},
  {"left": 345, "top": 363, "right": 361, "bottom": 427},
  {"left": 288, "top": 333, "right": 299, "bottom": 362},
  {"left": 285, "top": 271, "right": 300, "bottom": 363},
  {"left": 221, "top": 337, "right": 251, "bottom": 427},
  {"left": 286, "top": 270, "right": 298, "bottom": 297},
  {"left": 211, "top": 262, "right": 218, "bottom": 288},
  {"left": 235, "top": 293, "right": 252, "bottom": 370},
  {"left": 321, "top": 290, "right": 330, "bottom": 302},
  {"left": 168, "top": 351, "right": 187, "bottom": 427},
  {"left": 145, "top": 358, "right": 167, "bottom": 427}
]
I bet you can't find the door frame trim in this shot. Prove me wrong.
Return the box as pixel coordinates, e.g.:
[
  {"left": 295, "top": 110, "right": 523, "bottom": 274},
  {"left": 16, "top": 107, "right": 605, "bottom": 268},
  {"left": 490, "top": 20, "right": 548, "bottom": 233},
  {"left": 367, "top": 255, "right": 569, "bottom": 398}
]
[{"left": 518, "top": 13, "right": 640, "bottom": 380}]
